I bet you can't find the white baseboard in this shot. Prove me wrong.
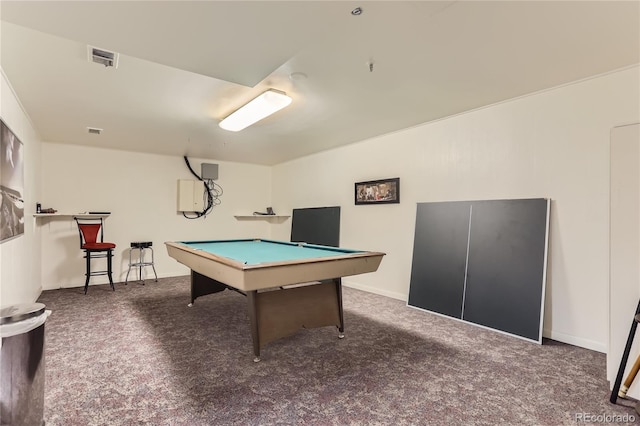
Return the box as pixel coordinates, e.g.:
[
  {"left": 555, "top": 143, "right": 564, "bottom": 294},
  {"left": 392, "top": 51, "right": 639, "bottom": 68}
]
[
  {"left": 39, "top": 273, "right": 608, "bottom": 355},
  {"left": 343, "top": 280, "right": 606, "bottom": 353},
  {"left": 42, "top": 271, "right": 187, "bottom": 290},
  {"left": 34, "top": 286, "right": 43, "bottom": 302},
  {"left": 543, "top": 328, "right": 606, "bottom": 353},
  {"left": 342, "top": 279, "right": 406, "bottom": 302}
]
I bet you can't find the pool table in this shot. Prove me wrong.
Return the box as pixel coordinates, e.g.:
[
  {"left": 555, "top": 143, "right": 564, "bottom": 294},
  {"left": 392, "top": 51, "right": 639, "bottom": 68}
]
[{"left": 165, "top": 239, "right": 385, "bottom": 361}]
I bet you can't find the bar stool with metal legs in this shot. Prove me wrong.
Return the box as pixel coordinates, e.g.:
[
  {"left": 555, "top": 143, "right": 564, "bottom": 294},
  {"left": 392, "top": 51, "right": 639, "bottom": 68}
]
[
  {"left": 74, "top": 217, "right": 116, "bottom": 294},
  {"left": 125, "top": 241, "right": 158, "bottom": 285}
]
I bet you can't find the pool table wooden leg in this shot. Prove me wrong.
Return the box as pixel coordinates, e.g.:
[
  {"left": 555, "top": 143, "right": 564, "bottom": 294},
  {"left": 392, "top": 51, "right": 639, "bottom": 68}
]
[
  {"left": 189, "top": 270, "right": 227, "bottom": 306},
  {"left": 247, "top": 290, "right": 261, "bottom": 362},
  {"left": 248, "top": 281, "right": 343, "bottom": 361}
]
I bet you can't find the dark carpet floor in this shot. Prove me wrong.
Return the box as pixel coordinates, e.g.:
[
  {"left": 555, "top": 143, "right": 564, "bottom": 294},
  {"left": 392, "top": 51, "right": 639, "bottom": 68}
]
[{"left": 36, "top": 276, "right": 638, "bottom": 425}]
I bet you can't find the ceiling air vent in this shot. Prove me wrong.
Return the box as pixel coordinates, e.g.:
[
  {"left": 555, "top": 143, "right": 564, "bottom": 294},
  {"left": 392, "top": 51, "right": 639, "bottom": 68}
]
[
  {"left": 87, "top": 127, "right": 103, "bottom": 135},
  {"left": 87, "top": 46, "right": 119, "bottom": 68}
]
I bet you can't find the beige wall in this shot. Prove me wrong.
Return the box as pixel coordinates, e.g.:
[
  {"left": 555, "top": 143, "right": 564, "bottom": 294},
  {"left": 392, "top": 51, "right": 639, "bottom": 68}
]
[
  {"left": 0, "top": 70, "right": 43, "bottom": 306},
  {"left": 2, "top": 64, "right": 639, "bottom": 358},
  {"left": 271, "top": 66, "right": 640, "bottom": 353},
  {"left": 38, "top": 144, "right": 273, "bottom": 289},
  {"left": 609, "top": 123, "right": 640, "bottom": 395}
]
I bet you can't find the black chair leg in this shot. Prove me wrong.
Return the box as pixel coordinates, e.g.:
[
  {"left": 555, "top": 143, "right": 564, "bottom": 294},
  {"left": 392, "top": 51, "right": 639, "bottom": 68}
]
[
  {"left": 84, "top": 250, "right": 90, "bottom": 295},
  {"left": 107, "top": 249, "right": 115, "bottom": 291}
]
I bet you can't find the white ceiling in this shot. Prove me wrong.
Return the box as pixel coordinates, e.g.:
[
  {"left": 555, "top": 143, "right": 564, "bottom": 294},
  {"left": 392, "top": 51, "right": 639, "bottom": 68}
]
[{"left": 1, "top": 1, "right": 638, "bottom": 166}]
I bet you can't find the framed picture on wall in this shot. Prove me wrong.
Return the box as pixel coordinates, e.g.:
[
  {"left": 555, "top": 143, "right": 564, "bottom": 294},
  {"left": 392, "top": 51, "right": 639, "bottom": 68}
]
[
  {"left": 355, "top": 177, "right": 400, "bottom": 205},
  {"left": 0, "top": 118, "right": 25, "bottom": 243}
]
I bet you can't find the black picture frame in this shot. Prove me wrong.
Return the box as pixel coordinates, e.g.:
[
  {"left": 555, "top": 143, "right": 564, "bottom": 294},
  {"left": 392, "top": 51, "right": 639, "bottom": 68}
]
[{"left": 355, "top": 177, "right": 400, "bottom": 205}]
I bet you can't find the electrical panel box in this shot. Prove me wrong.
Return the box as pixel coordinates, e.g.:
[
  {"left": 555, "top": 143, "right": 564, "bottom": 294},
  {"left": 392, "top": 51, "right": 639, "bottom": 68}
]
[
  {"left": 201, "top": 163, "right": 219, "bottom": 180},
  {"left": 177, "top": 180, "right": 205, "bottom": 212}
]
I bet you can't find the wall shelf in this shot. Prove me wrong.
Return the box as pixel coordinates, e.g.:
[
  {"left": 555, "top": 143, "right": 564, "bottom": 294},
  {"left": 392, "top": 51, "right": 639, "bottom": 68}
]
[
  {"left": 34, "top": 213, "right": 111, "bottom": 219},
  {"left": 234, "top": 214, "right": 290, "bottom": 222}
]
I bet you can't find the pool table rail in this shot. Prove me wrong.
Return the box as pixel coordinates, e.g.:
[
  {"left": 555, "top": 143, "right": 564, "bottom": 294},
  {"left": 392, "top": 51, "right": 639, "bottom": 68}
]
[{"left": 165, "top": 240, "right": 385, "bottom": 292}]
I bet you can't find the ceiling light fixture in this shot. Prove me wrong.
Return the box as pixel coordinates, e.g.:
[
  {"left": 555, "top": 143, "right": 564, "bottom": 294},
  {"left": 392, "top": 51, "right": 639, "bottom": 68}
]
[{"left": 219, "top": 89, "right": 292, "bottom": 132}]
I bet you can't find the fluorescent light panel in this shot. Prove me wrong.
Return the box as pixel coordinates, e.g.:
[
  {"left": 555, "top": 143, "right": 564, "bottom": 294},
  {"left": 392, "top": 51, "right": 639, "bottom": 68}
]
[{"left": 219, "top": 89, "right": 292, "bottom": 132}]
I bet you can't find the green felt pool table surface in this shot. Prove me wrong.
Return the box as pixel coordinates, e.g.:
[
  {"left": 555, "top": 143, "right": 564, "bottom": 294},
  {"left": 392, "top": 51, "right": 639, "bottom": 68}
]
[{"left": 181, "top": 239, "right": 363, "bottom": 265}]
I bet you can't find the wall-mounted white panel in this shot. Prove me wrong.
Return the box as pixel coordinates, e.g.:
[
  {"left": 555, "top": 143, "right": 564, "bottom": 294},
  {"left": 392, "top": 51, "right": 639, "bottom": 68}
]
[{"left": 177, "top": 180, "right": 205, "bottom": 212}]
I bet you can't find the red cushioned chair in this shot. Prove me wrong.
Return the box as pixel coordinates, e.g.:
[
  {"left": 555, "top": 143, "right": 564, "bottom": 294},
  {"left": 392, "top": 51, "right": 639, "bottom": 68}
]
[{"left": 74, "top": 217, "right": 116, "bottom": 294}]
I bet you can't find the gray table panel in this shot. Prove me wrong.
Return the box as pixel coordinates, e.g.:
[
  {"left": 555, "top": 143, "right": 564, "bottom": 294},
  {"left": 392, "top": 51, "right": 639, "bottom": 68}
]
[
  {"left": 408, "top": 201, "right": 471, "bottom": 318},
  {"left": 463, "top": 199, "right": 548, "bottom": 341},
  {"left": 291, "top": 206, "right": 340, "bottom": 247},
  {"left": 408, "top": 198, "right": 549, "bottom": 342}
]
